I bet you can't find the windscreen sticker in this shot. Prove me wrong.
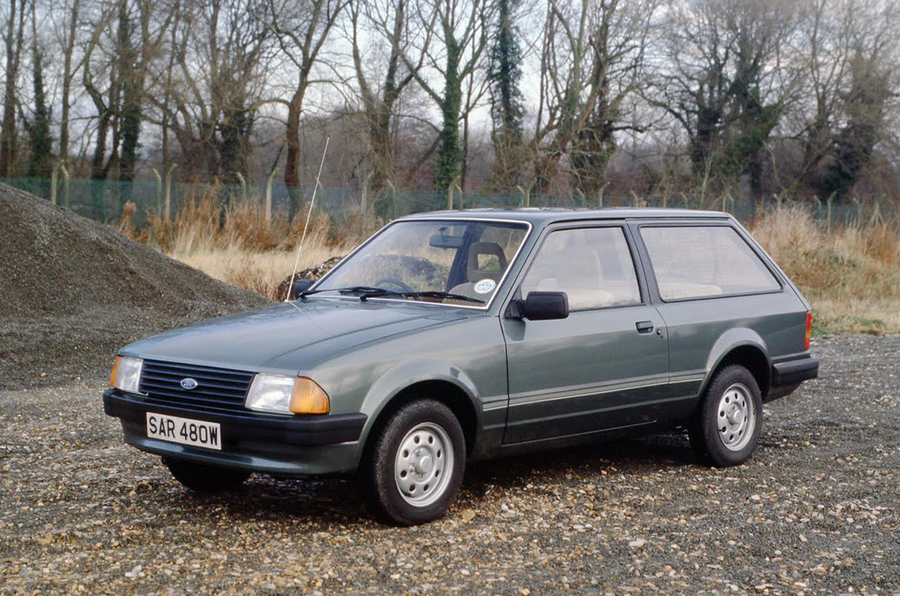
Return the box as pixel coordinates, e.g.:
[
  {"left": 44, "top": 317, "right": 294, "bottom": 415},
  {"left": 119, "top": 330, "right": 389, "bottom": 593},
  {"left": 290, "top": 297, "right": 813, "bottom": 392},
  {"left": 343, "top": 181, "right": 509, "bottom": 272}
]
[{"left": 474, "top": 279, "right": 496, "bottom": 294}]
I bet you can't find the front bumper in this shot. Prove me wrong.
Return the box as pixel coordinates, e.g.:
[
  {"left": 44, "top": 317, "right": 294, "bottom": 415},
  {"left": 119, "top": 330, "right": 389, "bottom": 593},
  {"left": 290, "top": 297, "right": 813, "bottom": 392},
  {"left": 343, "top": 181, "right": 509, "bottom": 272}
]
[{"left": 103, "top": 389, "right": 367, "bottom": 476}]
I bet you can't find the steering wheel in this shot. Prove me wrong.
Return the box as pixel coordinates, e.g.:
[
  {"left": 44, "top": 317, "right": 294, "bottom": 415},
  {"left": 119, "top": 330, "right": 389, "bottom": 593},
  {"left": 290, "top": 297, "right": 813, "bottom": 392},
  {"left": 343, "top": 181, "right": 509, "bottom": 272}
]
[{"left": 374, "top": 278, "right": 415, "bottom": 294}]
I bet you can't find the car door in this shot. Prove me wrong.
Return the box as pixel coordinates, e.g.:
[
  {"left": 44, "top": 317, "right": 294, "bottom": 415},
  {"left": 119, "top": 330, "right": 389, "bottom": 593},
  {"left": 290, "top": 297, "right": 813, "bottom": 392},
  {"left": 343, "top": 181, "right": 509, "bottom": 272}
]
[{"left": 501, "top": 223, "right": 670, "bottom": 444}]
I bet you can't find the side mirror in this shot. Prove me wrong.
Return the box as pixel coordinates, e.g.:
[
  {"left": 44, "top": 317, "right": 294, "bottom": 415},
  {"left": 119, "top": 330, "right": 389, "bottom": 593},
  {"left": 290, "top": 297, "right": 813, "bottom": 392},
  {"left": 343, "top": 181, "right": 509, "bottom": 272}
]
[
  {"left": 509, "top": 291, "right": 569, "bottom": 321},
  {"left": 292, "top": 278, "right": 314, "bottom": 298}
]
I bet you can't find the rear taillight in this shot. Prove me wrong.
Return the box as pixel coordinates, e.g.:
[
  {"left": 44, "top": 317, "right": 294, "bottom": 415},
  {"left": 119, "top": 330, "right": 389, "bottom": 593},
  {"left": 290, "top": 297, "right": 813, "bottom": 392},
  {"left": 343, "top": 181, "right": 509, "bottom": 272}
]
[{"left": 804, "top": 311, "right": 812, "bottom": 351}]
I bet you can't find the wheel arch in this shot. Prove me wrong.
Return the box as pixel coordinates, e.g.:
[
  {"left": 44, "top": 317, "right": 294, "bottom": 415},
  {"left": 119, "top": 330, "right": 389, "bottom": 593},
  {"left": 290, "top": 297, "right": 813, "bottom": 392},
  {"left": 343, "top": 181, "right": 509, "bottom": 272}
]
[
  {"left": 358, "top": 361, "right": 482, "bottom": 464},
  {"left": 701, "top": 331, "right": 772, "bottom": 401}
]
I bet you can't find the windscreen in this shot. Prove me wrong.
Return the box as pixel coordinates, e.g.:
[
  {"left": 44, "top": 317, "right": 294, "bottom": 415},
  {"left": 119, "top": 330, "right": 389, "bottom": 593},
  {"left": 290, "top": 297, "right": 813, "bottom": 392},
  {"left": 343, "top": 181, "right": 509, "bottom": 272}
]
[{"left": 315, "top": 220, "right": 529, "bottom": 305}]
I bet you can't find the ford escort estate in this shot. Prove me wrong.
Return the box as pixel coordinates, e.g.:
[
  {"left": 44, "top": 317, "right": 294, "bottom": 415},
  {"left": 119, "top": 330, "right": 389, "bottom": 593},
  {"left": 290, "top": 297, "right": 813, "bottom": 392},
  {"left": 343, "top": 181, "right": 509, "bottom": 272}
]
[{"left": 104, "top": 208, "right": 819, "bottom": 525}]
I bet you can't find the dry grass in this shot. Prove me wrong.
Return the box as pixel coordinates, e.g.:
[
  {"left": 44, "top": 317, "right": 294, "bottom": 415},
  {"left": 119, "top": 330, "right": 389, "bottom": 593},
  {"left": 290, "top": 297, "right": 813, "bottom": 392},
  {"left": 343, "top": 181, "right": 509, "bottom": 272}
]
[
  {"left": 749, "top": 205, "right": 900, "bottom": 334},
  {"left": 122, "top": 191, "right": 900, "bottom": 334},
  {"left": 171, "top": 244, "right": 352, "bottom": 299},
  {"left": 120, "top": 184, "right": 374, "bottom": 299}
]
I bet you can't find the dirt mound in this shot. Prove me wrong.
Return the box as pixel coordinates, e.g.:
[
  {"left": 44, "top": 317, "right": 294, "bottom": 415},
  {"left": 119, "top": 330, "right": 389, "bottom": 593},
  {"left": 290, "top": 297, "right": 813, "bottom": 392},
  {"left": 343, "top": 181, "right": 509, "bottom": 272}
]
[
  {"left": 0, "top": 184, "right": 268, "bottom": 389},
  {"left": 274, "top": 256, "right": 344, "bottom": 300}
]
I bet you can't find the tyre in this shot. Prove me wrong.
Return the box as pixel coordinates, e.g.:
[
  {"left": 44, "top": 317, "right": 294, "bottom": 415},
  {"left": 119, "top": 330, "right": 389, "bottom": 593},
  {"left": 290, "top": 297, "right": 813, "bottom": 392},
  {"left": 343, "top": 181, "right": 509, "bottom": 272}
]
[
  {"left": 689, "top": 364, "right": 763, "bottom": 467},
  {"left": 361, "top": 399, "right": 466, "bottom": 525},
  {"left": 163, "top": 458, "right": 251, "bottom": 494}
]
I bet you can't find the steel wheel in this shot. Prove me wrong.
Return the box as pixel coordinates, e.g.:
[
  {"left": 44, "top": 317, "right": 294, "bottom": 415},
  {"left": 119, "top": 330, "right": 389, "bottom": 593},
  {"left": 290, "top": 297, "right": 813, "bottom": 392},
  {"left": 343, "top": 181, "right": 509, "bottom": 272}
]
[
  {"left": 393, "top": 422, "right": 454, "bottom": 507},
  {"left": 717, "top": 382, "right": 756, "bottom": 452}
]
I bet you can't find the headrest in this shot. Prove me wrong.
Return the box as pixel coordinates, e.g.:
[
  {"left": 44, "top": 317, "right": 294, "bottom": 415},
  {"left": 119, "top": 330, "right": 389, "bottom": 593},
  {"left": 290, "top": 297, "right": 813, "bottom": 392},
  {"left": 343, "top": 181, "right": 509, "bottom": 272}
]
[{"left": 467, "top": 242, "right": 507, "bottom": 282}]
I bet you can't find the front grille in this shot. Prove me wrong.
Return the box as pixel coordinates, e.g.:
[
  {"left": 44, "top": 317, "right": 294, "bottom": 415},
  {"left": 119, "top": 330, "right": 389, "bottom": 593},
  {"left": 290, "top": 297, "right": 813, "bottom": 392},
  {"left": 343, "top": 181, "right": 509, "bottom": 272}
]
[{"left": 138, "top": 359, "right": 254, "bottom": 413}]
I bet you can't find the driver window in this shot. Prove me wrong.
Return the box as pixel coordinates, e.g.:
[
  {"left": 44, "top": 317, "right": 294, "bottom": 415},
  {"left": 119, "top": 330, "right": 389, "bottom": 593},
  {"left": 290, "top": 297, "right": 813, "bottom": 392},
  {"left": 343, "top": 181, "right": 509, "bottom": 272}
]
[{"left": 520, "top": 227, "right": 641, "bottom": 311}]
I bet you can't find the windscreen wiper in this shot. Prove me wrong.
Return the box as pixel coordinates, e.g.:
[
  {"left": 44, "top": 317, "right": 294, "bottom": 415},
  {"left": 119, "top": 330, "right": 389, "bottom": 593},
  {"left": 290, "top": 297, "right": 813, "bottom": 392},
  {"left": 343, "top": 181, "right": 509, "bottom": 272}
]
[
  {"left": 297, "top": 286, "right": 402, "bottom": 300},
  {"left": 338, "top": 286, "right": 406, "bottom": 301},
  {"left": 298, "top": 286, "right": 484, "bottom": 305},
  {"left": 401, "top": 291, "right": 485, "bottom": 304}
]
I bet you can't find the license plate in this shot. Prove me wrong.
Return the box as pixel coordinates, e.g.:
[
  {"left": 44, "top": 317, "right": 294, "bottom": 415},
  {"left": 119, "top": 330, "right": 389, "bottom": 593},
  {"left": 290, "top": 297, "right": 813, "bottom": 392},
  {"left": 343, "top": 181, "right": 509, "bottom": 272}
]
[{"left": 146, "top": 413, "right": 222, "bottom": 451}]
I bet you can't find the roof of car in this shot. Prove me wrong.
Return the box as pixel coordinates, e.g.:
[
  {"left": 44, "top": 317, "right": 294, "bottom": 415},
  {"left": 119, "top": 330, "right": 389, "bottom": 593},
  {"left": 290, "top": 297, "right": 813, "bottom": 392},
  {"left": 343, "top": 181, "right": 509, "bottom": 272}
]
[{"left": 399, "top": 207, "right": 732, "bottom": 225}]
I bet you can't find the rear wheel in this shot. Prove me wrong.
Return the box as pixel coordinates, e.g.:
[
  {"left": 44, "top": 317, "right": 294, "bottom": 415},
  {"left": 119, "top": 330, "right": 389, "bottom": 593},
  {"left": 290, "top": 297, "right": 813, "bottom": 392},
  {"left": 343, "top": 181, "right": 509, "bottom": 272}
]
[
  {"left": 689, "top": 364, "right": 763, "bottom": 467},
  {"left": 361, "top": 399, "right": 466, "bottom": 525},
  {"left": 163, "top": 458, "right": 251, "bottom": 494}
]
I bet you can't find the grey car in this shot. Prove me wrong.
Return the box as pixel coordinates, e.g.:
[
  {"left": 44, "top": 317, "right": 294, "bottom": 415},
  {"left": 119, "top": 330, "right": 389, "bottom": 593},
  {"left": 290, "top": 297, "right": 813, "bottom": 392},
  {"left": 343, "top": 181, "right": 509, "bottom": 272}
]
[{"left": 104, "top": 208, "right": 819, "bottom": 525}]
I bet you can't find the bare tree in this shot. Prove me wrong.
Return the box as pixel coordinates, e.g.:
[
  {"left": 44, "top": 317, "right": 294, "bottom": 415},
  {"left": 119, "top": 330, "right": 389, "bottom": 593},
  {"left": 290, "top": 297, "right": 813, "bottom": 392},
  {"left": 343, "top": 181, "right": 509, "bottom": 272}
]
[
  {"left": 24, "top": 0, "right": 52, "bottom": 178},
  {"left": 0, "top": 0, "right": 28, "bottom": 176},
  {"left": 267, "top": 0, "right": 348, "bottom": 215},
  {"left": 651, "top": 0, "right": 800, "bottom": 197},
  {"left": 794, "top": 0, "right": 900, "bottom": 199},
  {"left": 159, "top": 0, "right": 274, "bottom": 180},
  {"left": 531, "top": 0, "right": 659, "bottom": 194},
  {"left": 55, "top": 0, "right": 83, "bottom": 163},
  {"left": 486, "top": 0, "right": 525, "bottom": 192},
  {"left": 347, "top": 0, "right": 430, "bottom": 193},
  {"left": 396, "top": 0, "right": 496, "bottom": 192}
]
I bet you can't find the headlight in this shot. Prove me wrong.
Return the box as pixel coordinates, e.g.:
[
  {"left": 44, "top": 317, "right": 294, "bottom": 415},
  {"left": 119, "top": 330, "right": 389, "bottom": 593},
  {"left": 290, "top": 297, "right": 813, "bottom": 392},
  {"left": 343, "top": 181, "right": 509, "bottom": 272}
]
[
  {"left": 110, "top": 356, "right": 143, "bottom": 393},
  {"left": 245, "top": 375, "right": 330, "bottom": 415}
]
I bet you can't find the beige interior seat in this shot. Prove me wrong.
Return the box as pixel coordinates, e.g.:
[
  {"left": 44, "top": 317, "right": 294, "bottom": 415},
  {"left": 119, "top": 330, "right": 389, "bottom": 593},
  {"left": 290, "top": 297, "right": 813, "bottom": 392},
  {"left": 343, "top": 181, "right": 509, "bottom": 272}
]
[
  {"left": 448, "top": 242, "right": 508, "bottom": 302},
  {"left": 526, "top": 248, "right": 617, "bottom": 310},
  {"left": 658, "top": 282, "right": 723, "bottom": 300}
]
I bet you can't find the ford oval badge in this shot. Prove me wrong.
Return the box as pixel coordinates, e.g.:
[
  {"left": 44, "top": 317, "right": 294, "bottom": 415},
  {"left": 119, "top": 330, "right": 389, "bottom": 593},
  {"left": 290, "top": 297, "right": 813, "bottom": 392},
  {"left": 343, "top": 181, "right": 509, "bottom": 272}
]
[{"left": 180, "top": 378, "right": 199, "bottom": 390}]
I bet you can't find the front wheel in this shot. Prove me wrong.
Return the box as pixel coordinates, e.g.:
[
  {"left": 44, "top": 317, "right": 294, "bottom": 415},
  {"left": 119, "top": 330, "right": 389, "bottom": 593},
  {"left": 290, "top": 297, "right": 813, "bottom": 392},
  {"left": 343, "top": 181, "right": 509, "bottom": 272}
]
[
  {"left": 163, "top": 458, "right": 251, "bottom": 494},
  {"left": 689, "top": 364, "right": 763, "bottom": 467},
  {"left": 361, "top": 399, "right": 466, "bottom": 525}
]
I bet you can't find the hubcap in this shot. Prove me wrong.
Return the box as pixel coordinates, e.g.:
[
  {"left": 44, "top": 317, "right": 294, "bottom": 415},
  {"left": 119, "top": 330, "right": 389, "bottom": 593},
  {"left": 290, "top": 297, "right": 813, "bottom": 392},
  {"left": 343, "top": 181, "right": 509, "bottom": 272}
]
[
  {"left": 394, "top": 422, "right": 454, "bottom": 507},
  {"left": 717, "top": 383, "right": 755, "bottom": 452}
]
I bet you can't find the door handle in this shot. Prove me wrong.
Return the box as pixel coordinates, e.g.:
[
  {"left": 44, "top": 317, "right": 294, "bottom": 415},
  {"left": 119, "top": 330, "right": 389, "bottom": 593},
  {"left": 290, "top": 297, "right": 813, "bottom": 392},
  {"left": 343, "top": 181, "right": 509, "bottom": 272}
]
[{"left": 635, "top": 320, "right": 654, "bottom": 334}]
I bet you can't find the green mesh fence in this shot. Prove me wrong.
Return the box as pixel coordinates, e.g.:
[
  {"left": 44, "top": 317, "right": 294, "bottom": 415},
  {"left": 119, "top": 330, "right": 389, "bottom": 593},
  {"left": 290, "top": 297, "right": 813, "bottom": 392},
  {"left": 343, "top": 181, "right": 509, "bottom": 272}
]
[{"left": 1, "top": 176, "right": 896, "bottom": 230}]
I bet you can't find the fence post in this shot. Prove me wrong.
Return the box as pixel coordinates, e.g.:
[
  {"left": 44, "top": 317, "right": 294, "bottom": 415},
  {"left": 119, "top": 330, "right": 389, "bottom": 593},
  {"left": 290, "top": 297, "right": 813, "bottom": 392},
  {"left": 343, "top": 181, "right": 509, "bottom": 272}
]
[
  {"left": 152, "top": 168, "right": 162, "bottom": 214},
  {"left": 447, "top": 176, "right": 460, "bottom": 210},
  {"left": 574, "top": 189, "right": 585, "bottom": 208},
  {"left": 360, "top": 172, "right": 370, "bottom": 217},
  {"left": 235, "top": 172, "right": 248, "bottom": 209},
  {"left": 60, "top": 162, "right": 70, "bottom": 209},
  {"left": 265, "top": 168, "right": 277, "bottom": 227},
  {"left": 851, "top": 197, "right": 862, "bottom": 228},
  {"left": 517, "top": 178, "right": 534, "bottom": 208},
  {"left": 597, "top": 181, "right": 609, "bottom": 208},
  {"left": 631, "top": 191, "right": 645, "bottom": 208},
  {"left": 164, "top": 163, "right": 178, "bottom": 221},
  {"left": 869, "top": 201, "right": 883, "bottom": 228},
  {"left": 386, "top": 180, "right": 398, "bottom": 219},
  {"left": 50, "top": 161, "right": 62, "bottom": 205},
  {"left": 825, "top": 194, "right": 834, "bottom": 235}
]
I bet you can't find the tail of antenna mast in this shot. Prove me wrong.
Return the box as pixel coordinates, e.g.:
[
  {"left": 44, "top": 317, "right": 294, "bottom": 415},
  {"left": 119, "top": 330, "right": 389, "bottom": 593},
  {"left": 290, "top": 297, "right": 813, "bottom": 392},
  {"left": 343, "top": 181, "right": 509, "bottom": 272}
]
[{"left": 285, "top": 136, "right": 330, "bottom": 302}]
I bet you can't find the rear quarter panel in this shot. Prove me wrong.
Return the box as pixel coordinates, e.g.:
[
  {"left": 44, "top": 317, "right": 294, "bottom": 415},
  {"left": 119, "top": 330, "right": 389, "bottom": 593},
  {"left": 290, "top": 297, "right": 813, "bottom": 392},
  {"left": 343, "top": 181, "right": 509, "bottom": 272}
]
[
  {"left": 630, "top": 217, "right": 811, "bottom": 419},
  {"left": 655, "top": 291, "right": 809, "bottom": 404}
]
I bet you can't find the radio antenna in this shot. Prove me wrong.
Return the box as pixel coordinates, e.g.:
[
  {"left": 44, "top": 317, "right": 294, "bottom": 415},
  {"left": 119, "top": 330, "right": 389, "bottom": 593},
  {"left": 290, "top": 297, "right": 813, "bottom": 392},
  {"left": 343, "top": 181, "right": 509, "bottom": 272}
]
[{"left": 285, "top": 136, "right": 330, "bottom": 302}]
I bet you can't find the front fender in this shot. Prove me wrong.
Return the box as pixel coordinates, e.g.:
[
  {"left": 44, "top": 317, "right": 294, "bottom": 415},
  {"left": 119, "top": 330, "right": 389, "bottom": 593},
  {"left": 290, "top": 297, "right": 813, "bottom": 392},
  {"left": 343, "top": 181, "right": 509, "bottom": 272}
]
[{"left": 356, "top": 358, "right": 483, "bottom": 448}]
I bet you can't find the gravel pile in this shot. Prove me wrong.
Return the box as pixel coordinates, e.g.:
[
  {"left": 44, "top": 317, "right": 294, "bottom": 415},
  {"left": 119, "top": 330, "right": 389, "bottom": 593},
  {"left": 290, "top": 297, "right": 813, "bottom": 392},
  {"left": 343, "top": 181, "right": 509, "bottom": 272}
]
[
  {"left": 0, "top": 184, "right": 267, "bottom": 389},
  {"left": 274, "top": 256, "right": 344, "bottom": 300},
  {"left": 0, "top": 334, "right": 897, "bottom": 594}
]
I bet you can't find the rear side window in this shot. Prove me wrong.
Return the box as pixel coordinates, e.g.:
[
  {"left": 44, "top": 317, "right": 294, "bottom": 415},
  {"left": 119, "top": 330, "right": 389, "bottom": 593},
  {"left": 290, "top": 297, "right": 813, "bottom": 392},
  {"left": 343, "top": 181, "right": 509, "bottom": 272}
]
[
  {"left": 640, "top": 226, "right": 780, "bottom": 300},
  {"left": 520, "top": 227, "right": 641, "bottom": 311}
]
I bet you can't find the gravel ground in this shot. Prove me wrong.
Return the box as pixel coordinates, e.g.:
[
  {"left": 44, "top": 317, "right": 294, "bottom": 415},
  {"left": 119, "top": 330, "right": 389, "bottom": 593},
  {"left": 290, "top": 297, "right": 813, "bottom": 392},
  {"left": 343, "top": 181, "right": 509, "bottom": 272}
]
[{"left": 0, "top": 333, "right": 897, "bottom": 595}]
